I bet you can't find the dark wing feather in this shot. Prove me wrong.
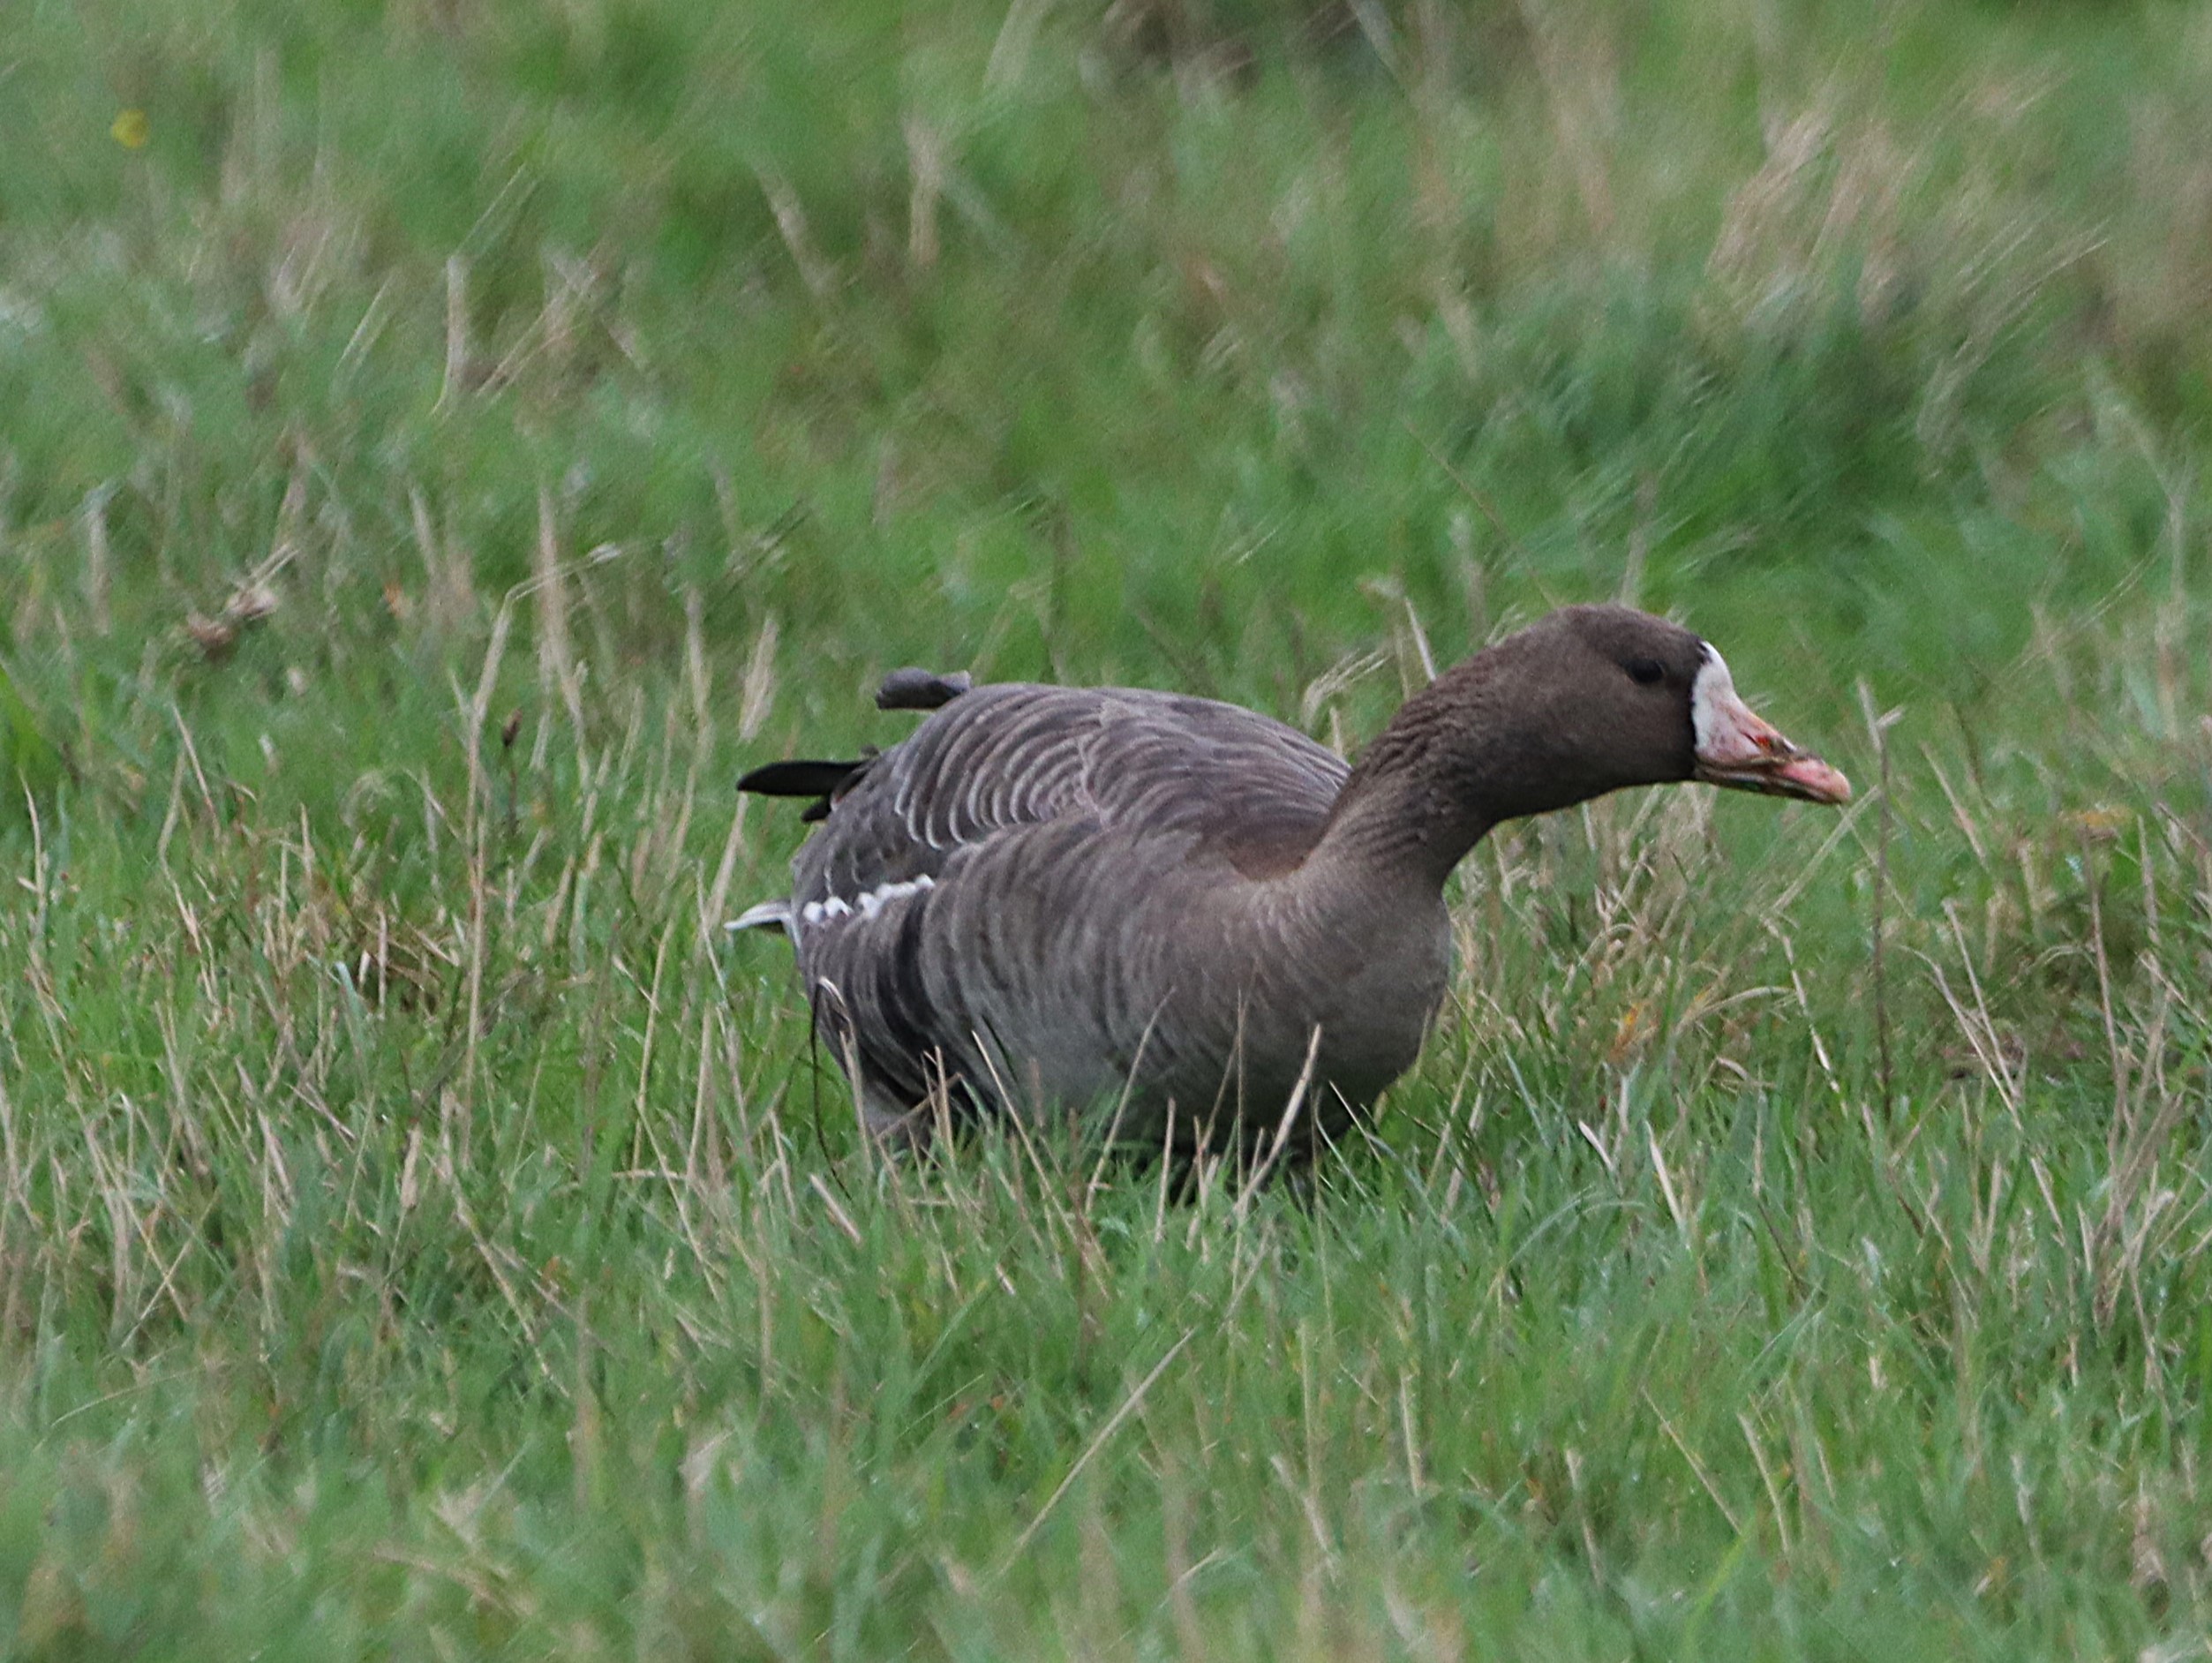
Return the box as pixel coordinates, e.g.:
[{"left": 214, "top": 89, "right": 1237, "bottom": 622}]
[
  {"left": 876, "top": 667, "right": 972, "bottom": 711},
  {"left": 737, "top": 758, "right": 866, "bottom": 798}
]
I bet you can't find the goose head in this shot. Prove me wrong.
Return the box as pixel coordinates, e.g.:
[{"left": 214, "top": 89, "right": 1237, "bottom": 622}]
[
  {"left": 1502, "top": 605, "right": 1852, "bottom": 811},
  {"left": 1325, "top": 606, "right": 1849, "bottom": 883}
]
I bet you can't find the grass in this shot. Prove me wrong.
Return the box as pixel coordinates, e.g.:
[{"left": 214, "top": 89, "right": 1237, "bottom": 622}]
[{"left": 3, "top": 0, "right": 2211, "bottom": 1654}]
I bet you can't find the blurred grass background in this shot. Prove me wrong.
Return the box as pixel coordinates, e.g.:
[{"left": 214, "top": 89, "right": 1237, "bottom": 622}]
[{"left": 3, "top": 0, "right": 2211, "bottom": 1656}]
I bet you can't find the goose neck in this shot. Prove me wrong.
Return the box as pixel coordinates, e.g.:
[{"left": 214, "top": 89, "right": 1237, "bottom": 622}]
[{"left": 1308, "top": 668, "right": 1509, "bottom": 892}]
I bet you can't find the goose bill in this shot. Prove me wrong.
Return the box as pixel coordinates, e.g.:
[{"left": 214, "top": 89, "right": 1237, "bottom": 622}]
[
  {"left": 1690, "top": 652, "right": 1852, "bottom": 805},
  {"left": 1697, "top": 743, "right": 1853, "bottom": 804}
]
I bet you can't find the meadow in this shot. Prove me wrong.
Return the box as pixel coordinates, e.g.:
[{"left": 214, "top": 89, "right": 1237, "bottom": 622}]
[{"left": 3, "top": 0, "right": 2211, "bottom": 1655}]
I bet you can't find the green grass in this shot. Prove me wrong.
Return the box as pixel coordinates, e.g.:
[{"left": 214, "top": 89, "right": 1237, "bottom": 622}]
[{"left": 4, "top": 0, "right": 2212, "bottom": 1655}]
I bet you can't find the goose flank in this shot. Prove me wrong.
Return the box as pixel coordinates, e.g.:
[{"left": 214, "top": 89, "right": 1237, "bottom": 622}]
[{"left": 733, "top": 605, "right": 1849, "bottom": 1154}]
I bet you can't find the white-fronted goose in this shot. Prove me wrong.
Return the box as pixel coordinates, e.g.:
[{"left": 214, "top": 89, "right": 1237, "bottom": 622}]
[{"left": 733, "top": 606, "right": 1848, "bottom": 1153}]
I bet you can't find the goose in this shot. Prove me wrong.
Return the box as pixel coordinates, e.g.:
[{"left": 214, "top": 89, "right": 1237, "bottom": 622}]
[{"left": 731, "top": 605, "right": 1848, "bottom": 1155}]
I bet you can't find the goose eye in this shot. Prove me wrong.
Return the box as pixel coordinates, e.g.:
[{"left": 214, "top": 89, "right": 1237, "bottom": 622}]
[{"left": 1627, "top": 658, "right": 1666, "bottom": 687}]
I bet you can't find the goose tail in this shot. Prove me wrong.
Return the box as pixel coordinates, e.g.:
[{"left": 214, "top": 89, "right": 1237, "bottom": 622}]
[{"left": 725, "top": 899, "right": 794, "bottom": 936}]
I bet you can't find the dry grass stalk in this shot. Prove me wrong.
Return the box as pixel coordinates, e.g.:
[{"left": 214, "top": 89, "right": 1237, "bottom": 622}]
[
  {"left": 755, "top": 164, "right": 834, "bottom": 299},
  {"left": 534, "top": 486, "right": 584, "bottom": 734}
]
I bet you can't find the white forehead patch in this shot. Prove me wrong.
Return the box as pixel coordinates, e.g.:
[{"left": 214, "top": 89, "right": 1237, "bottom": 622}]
[{"left": 1689, "top": 646, "right": 1736, "bottom": 753}]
